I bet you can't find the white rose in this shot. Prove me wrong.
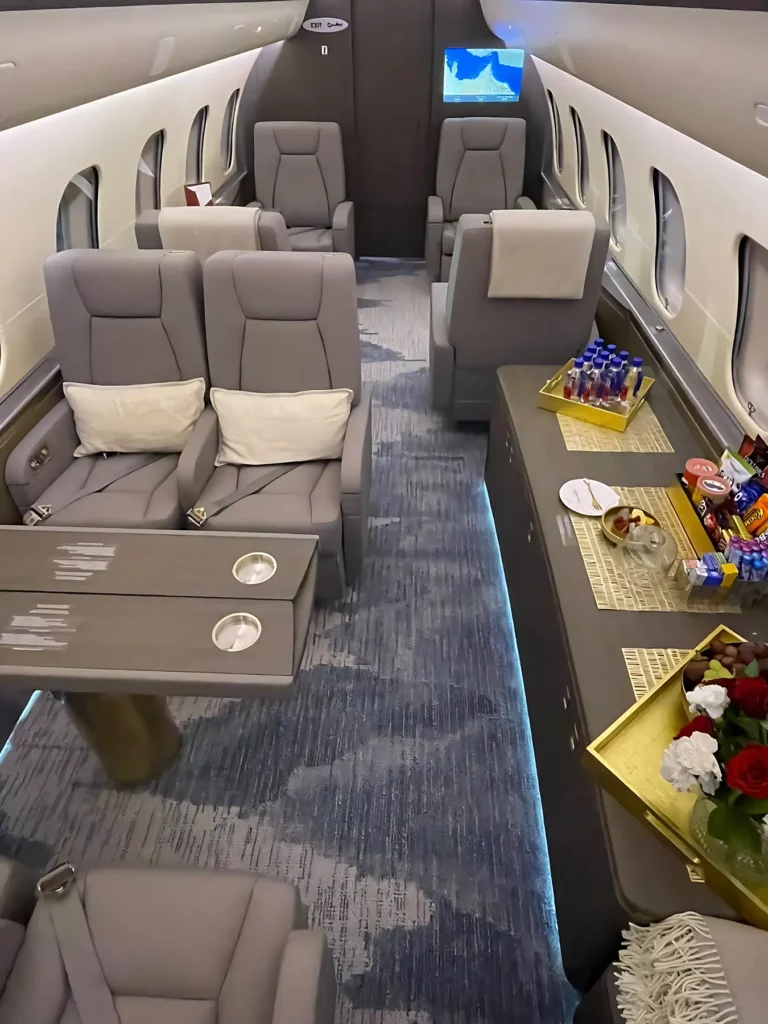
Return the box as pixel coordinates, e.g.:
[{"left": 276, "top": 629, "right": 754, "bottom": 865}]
[
  {"left": 688, "top": 683, "right": 730, "bottom": 720},
  {"left": 661, "top": 732, "right": 722, "bottom": 796}
]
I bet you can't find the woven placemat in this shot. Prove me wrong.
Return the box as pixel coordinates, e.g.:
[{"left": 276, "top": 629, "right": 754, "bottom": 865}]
[
  {"left": 571, "top": 486, "right": 739, "bottom": 613},
  {"left": 622, "top": 647, "right": 693, "bottom": 701},
  {"left": 558, "top": 403, "right": 674, "bottom": 454}
]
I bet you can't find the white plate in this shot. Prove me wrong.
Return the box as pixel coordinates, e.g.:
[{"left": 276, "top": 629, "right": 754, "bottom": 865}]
[{"left": 559, "top": 478, "right": 620, "bottom": 517}]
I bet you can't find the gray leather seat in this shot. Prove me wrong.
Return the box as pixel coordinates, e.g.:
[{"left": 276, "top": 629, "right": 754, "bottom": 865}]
[
  {"left": 251, "top": 122, "right": 354, "bottom": 257},
  {"left": 178, "top": 250, "right": 371, "bottom": 599},
  {"left": 0, "top": 859, "right": 336, "bottom": 1024},
  {"left": 430, "top": 213, "right": 609, "bottom": 421},
  {"left": 5, "top": 250, "right": 208, "bottom": 529},
  {"left": 135, "top": 206, "right": 291, "bottom": 254},
  {"left": 426, "top": 117, "right": 528, "bottom": 282}
]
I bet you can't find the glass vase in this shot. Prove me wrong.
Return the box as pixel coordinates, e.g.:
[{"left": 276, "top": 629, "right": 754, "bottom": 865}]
[{"left": 690, "top": 795, "right": 768, "bottom": 888}]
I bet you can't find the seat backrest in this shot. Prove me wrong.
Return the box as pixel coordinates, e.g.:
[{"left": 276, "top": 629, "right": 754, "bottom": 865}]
[
  {"left": 253, "top": 122, "right": 345, "bottom": 229},
  {"left": 446, "top": 212, "right": 609, "bottom": 366},
  {"left": 135, "top": 207, "right": 290, "bottom": 255},
  {"left": 203, "top": 250, "right": 361, "bottom": 404},
  {"left": 436, "top": 118, "right": 525, "bottom": 222},
  {"left": 44, "top": 249, "right": 208, "bottom": 385}
]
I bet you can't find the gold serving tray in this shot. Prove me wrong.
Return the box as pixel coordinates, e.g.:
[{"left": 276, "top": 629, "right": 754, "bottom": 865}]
[
  {"left": 539, "top": 359, "right": 654, "bottom": 432},
  {"left": 584, "top": 624, "right": 768, "bottom": 929}
]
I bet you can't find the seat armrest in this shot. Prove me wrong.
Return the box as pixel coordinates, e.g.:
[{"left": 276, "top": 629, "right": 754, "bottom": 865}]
[
  {"left": 429, "top": 283, "right": 454, "bottom": 413},
  {"left": 271, "top": 930, "right": 336, "bottom": 1024},
  {"left": 5, "top": 398, "right": 78, "bottom": 512},
  {"left": 176, "top": 406, "right": 219, "bottom": 512},
  {"left": 332, "top": 201, "right": 355, "bottom": 257},
  {"left": 341, "top": 385, "right": 372, "bottom": 517},
  {"left": 246, "top": 200, "right": 263, "bottom": 210},
  {"left": 427, "top": 195, "right": 444, "bottom": 224},
  {"left": 425, "top": 196, "right": 444, "bottom": 282},
  {"left": 258, "top": 210, "right": 291, "bottom": 251},
  {"left": 515, "top": 196, "right": 537, "bottom": 211}
]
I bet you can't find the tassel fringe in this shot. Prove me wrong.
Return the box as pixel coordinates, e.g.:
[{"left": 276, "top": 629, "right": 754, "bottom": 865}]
[{"left": 614, "top": 912, "right": 740, "bottom": 1023}]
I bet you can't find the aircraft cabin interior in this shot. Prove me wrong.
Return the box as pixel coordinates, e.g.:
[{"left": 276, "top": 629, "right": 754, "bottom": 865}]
[{"left": 0, "top": 0, "right": 767, "bottom": 1021}]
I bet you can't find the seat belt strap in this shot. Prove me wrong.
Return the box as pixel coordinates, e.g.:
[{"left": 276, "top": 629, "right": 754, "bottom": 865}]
[
  {"left": 37, "top": 863, "right": 120, "bottom": 1024},
  {"left": 187, "top": 463, "right": 300, "bottom": 528},
  {"left": 23, "top": 454, "right": 162, "bottom": 526}
]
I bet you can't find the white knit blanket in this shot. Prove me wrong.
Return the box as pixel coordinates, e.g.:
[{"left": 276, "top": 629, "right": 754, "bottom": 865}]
[{"left": 615, "top": 912, "right": 739, "bottom": 1023}]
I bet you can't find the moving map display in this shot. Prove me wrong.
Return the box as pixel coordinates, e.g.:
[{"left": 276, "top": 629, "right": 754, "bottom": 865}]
[{"left": 443, "top": 48, "right": 524, "bottom": 104}]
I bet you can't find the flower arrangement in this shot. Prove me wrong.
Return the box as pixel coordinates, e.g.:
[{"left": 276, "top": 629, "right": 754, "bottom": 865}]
[{"left": 661, "top": 638, "right": 768, "bottom": 856}]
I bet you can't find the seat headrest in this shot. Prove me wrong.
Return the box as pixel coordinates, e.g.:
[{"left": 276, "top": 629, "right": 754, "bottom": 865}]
[
  {"left": 459, "top": 118, "right": 510, "bottom": 150},
  {"left": 255, "top": 121, "right": 341, "bottom": 156},
  {"left": 208, "top": 250, "right": 329, "bottom": 320},
  {"left": 487, "top": 209, "right": 596, "bottom": 300},
  {"left": 45, "top": 249, "right": 200, "bottom": 317},
  {"left": 157, "top": 206, "right": 261, "bottom": 263}
]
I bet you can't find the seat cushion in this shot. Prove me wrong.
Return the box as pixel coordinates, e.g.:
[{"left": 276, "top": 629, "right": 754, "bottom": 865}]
[
  {"left": 0, "top": 868, "right": 312, "bottom": 1024},
  {"left": 287, "top": 227, "right": 334, "bottom": 253},
  {"left": 34, "top": 454, "right": 181, "bottom": 529},
  {"left": 442, "top": 222, "right": 457, "bottom": 255},
  {"left": 197, "top": 460, "right": 342, "bottom": 553}
]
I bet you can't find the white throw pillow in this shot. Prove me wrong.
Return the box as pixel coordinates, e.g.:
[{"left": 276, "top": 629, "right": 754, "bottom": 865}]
[
  {"left": 64, "top": 378, "right": 206, "bottom": 457},
  {"left": 211, "top": 387, "right": 354, "bottom": 467}
]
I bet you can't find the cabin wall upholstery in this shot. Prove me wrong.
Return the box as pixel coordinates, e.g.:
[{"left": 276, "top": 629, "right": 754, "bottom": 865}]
[
  {"left": 0, "top": 50, "right": 261, "bottom": 398},
  {"left": 536, "top": 58, "right": 768, "bottom": 435}
]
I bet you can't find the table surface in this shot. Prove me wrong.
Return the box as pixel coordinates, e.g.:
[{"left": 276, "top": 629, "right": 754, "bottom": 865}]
[
  {"left": 0, "top": 526, "right": 318, "bottom": 600},
  {"left": 498, "top": 365, "right": 766, "bottom": 921},
  {"left": 0, "top": 527, "right": 318, "bottom": 696}
]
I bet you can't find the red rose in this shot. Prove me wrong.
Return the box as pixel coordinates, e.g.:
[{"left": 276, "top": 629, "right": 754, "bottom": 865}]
[
  {"left": 726, "top": 745, "right": 768, "bottom": 798},
  {"left": 676, "top": 715, "right": 716, "bottom": 739},
  {"left": 730, "top": 678, "right": 768, "bottom": 718}
]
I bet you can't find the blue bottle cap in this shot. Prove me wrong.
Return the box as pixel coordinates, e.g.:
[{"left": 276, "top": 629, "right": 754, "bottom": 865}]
[
  {"left": 632, "top": 357, "right": 643, "bottom": 367},
  {"left": 619, "top": 350, "right": 629, "bottom": 360},
  {"left": 606, "top": 343, "right": 617, "bottom": 354},
  {"left": 593, "top": 358, "right": 604, "bottom": 368},
  {"left": 610, "top": 356, "right": 622, "bottom": 368},
  {"left": 574, "top": 357, "right": 584, "bottom": 368}
]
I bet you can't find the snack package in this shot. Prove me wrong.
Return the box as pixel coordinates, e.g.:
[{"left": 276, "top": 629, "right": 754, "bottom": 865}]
[
  {"left": 743, "top": 493, "right": 768, "bottom": 537},
  {"left": 720, "top": 447, "right": 756, "bottom": 488},
  {"left": 738, "top": 434, "right": 768, "bottom": 484}
]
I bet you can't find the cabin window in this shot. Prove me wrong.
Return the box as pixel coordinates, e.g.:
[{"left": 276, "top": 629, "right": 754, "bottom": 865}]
[
  {"left": 653, "top": 169, "right": 686, "bottom": 316},
  {"left": 571, "top": 107, "right": 589, "bottom": 205},
  {"left": 603, "top": 132, "right": 626, "bottom": 248},
  {"left": 186, "top": 106, "right": 208, "bottom": 184},
  {"left": 733, "top": 236, "right": 768, "bottom": 428},
  {"left": 546, "top": 90, "right": 563, "bottom": 174},
  {"left": 221, "top": 89, "right": 240, "bottom": 171},
  {"left": 56, "top": 167, "right": 99, "bottom": 251},
  {"left": 135, "top": 130, "right": 164, "bottom": 216}
]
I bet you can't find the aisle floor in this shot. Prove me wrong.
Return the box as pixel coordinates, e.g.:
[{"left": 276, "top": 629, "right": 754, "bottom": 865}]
[{"left": 0, "top": 259, "right": 573, "bottom": 1023}]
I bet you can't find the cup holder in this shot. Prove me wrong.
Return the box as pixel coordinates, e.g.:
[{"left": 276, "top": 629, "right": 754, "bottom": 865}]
[
  {"left": 212, "top": 613, "right": 262, "bottom": 652},
  {"left": 232, "top": 552, "right": 277, "bottom": 585}
]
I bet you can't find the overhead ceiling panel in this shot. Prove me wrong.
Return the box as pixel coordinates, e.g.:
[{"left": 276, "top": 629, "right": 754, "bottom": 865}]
[{"left": 0, "top": 1, "right": 308, "bottom": 129}]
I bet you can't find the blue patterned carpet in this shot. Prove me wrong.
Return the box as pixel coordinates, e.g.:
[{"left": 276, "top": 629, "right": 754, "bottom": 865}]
[{"left": 0, "top": 260, "right": 572, "bottom": 1023}]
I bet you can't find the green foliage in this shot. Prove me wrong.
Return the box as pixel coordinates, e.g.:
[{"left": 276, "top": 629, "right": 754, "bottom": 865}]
[{"left": 745, "top": 659, "right": 761, "bottom": 678}]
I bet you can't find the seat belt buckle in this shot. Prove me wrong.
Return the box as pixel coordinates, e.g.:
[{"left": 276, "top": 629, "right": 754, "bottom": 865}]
[
  {"left": 23, "top": 504, "right": 51, "bottom": 527},
  {"left": 186, "top": 506, "right": 207, "bottom": 528},
  {"left": 36, "top": 862, "right": 76, "bottom": 899}
]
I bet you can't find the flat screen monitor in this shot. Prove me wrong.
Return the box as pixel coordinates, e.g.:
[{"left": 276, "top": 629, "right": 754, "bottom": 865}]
[{"left": 443, "top": 48, "right": 524, "bottom": 104}]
